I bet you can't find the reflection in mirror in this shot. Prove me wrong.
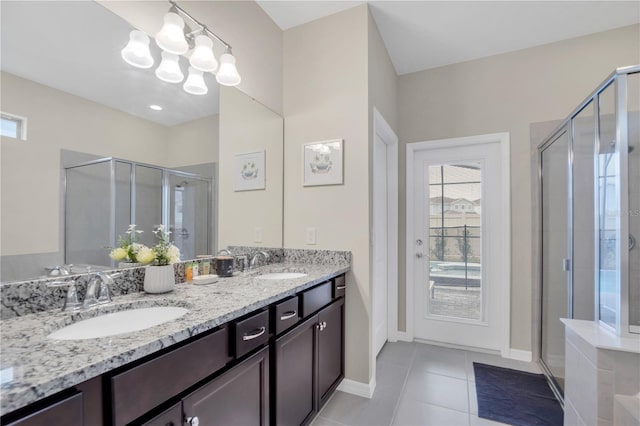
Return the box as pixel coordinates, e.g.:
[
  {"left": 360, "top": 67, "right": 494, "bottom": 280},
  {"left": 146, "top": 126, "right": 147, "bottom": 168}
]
[
  {"left": 0, "top": 1, "right": 284, "bottom": 283},
  {"left": 64, "top": 156, "right": 213, "bottom": 269},
  {"left": 218, "top": 86, "right": 284, "bottom": 248}
]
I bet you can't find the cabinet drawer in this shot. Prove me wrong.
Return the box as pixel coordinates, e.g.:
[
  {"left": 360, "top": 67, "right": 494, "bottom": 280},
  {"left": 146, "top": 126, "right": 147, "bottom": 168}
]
[
  {"left": 5, "top": 392, "right": 83, "bottom": 426},
  {"left": 234, "top": 310, "right": 269, "bottom": 358},
  {"left": 273, "top": 296, "right": 299, "bottom": 335},
  {"left": 301, "top": 281, "right": 333, "bottom": 318},
  {"left": 110, "top": 326, "right": 230, "bottom": 426},
  {"left": 334, "top": 275, "right": 346, "bottom": 298}
]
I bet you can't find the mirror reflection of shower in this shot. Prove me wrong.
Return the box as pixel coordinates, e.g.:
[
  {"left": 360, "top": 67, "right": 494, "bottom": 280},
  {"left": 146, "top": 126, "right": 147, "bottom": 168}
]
[{"left": 65, "top": 156, "right": 214, "bottom": 268}]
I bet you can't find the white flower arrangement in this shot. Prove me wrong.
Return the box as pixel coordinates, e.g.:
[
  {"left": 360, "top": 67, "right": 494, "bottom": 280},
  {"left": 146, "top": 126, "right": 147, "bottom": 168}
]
[
  {"left": 109, "top": 225, "right": 154, "bottom": 264},
  {"left": 108, "top": 224, "right": 180, "bottom": 266},
  {"left": 151, "top": 225, "right": 181, "bottom": 266}
]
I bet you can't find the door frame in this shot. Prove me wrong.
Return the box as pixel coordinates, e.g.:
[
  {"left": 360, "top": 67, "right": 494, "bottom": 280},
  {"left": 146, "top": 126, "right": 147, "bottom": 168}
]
[
  {"left": 372, "top": 108, "right": 399, "bottom": 346},
  {"left": 405, "top": 132, "right": 511, "bottom": 356}
]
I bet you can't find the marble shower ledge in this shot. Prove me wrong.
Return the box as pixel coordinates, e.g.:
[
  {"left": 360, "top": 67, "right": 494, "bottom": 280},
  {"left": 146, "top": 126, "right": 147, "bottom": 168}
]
[
  {"left": 561, "top": 318, "right": 640, "bottom": 353},
  {"left": 0, "top": 261, "right": 350, "bottom": 416}
]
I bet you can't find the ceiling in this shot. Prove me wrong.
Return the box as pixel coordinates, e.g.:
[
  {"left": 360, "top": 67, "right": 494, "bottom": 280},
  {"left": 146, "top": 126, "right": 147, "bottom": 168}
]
[
  {"left": 2, "top": 1, "right": 637, "bottom": 123},
  {"left": 1, "top": 1, "right": 219, "bottom": 127},
  {"left": 257, "top": 1, "right": 640, "bottom": 75}
]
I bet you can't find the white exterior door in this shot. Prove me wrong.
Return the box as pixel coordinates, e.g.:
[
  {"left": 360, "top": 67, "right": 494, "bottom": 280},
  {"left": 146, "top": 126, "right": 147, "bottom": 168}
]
[{"left": 408, "top": 134, "right": 510, "bottom": 352}]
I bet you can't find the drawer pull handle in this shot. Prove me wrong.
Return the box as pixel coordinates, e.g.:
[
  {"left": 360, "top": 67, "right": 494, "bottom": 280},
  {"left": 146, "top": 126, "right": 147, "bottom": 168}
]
[
  {"left": 242, "top": 326, "right": 266, "bottom": 341},
  {"left": 336, "top": 285, "right": 346, "bottom": 290},
  {"left": 280, "top": 311, "right": 297, "bottom": 321}
]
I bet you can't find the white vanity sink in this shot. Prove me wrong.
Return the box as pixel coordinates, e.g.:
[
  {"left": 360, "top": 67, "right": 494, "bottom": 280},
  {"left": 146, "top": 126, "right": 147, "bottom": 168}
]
[
  {"left": 47, "top": 306, "right": 189, "bottom": 340},
  {"left": 257, "top": 272, "right": 308, "bottom": 280}
]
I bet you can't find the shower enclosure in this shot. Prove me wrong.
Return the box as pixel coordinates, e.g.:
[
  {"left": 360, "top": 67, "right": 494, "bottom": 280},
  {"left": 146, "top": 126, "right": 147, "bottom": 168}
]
[
  {"left": 65, "top": 157, "right": 214, "bottom": 268},
  {"left": 538, "top": 66, "right": 639, "bottom": 398}
]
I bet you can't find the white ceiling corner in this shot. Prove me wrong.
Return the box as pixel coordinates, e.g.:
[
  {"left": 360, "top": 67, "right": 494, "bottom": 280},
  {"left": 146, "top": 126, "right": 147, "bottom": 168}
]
[{"left": 257, "top": 0, "right": 640, "bottom": 75}]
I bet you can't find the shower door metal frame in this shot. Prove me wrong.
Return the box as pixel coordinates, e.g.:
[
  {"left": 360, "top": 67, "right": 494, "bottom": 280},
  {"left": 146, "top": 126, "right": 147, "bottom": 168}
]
[
  {"left": 64, "top": 157, "right": 213, "bottom": 266},
  {"left": 538, "top": 124, "right": 571, "bottom": 405},
  {"left": 536, "top": 65, "right": 639, "bottom": 403}
]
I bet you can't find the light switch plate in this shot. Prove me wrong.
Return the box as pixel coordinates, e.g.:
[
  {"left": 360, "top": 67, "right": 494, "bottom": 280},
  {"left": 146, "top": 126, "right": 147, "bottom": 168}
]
[
  {"left": 254, "top": 227, "right": 263, "bottom": 243},
  {"left": 306, "top": 227, "right": 317, "bottom": 245}
]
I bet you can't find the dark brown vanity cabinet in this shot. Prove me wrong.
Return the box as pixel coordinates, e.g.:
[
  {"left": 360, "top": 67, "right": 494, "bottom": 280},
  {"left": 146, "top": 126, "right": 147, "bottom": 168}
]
[
  {"left": 3, "top": 392, "right": 83, "bottom": 426},
  {"left": 182, "top": 347, "right": 269, "bottom": 426},
  {"left": 142, "top": 348, "right": 269, "bottom": 426},
  {"left": 274, "top": 296, "right": 345, "bottom": 426},
  {"left": 317, "top": 298, "right": 345, "bottom": 406},
  {"left": 2, "top": 274, "right": 346, "bottom": 426},
  {"left": 274, "top": 316, "right": 317, "bottom": 426}
]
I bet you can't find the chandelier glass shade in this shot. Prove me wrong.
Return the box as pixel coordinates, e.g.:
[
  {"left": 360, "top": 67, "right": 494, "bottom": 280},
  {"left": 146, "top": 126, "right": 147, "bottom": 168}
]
[
  {"left": 121, "top": 30, "right": 154, "bottom": 69},
  {"left": 155, "top": 12, "right": 189, "bottom": 55},
  {"left": 155, "top": 52, "right": 184, "bottom": 83},
  {"left": 121, "top": 1, "right": 241, "bottom": 95}
]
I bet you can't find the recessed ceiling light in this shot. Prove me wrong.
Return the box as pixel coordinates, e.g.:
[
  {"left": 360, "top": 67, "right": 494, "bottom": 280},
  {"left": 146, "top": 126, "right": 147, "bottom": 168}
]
[{"left": 149, "top": 105, "right": 163, "bottom": 111}]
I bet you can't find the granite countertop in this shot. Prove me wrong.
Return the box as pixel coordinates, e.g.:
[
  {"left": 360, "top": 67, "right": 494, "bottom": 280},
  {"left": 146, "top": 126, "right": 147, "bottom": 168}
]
[{"left": 0, "top": 262, "right": 349, "bottom": 415}]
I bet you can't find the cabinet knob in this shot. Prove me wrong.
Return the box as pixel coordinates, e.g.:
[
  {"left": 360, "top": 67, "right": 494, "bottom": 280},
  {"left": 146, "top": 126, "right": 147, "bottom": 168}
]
[{"left": 186, "top": 416, "right": 200, "bottom": 426}]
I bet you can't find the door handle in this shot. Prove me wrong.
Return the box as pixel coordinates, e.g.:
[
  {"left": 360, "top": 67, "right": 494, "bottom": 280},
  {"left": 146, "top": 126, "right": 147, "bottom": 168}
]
[{"left": 416, "top": 239, "right": 423, "bottom": 246}]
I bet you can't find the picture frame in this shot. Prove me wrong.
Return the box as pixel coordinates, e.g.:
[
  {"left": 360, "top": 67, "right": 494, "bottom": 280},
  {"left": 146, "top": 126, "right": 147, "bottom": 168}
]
[
  {"left": 302, "top": 139, "right": 344, "bottom": 186},
  {"left": 234, "top": 150, "right": 265, "bottom": 191}
]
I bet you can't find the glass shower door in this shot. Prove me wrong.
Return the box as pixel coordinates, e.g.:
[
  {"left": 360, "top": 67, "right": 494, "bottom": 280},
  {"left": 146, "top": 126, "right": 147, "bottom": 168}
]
[
  {"left": 540, "top": 127, "right": 570, "bottom": 393},
  {"left": 167, "top": 173, "right": 211, "bottom": 260},
  {"left": 626, "top": 72, "right": 639, "bottom": 333}
]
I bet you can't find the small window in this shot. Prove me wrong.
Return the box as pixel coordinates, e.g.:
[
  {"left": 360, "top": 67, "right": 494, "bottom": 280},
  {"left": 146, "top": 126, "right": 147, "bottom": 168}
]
[{"left": 1, "top": 112, "right": 27, "bottom": 140}]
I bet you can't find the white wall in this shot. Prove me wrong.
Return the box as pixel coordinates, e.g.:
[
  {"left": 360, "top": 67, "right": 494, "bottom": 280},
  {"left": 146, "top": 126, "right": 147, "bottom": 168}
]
[
  {"left": 283, "top": 5, "right": 371, "bottom": 384},
  {"left": 397, "top": 24, "right": 640, "bottom": 351}
]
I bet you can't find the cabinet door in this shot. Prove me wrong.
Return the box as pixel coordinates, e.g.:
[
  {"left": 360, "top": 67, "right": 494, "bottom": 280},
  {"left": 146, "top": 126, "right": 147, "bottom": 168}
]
[
  {"left": 317, "top": 298, "right": 345, "bottom": 406},
  {"left": 182, "top": 347, "right": 269, "bottom": 426},
  {"left": 141, "top": 402, "right": 182, "bottom": 426},
  {"left": 274, "top": 316, "right": 318, "bottom": 426},
  {"left": 4, "top": 393, "right": 83, "bottom": 426}
]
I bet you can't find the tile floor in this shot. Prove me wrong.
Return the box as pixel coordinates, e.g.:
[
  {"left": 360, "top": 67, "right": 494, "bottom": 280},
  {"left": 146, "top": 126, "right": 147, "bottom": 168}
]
[{"left": 312, "top": 341, "right": 545, "bottom": 426}]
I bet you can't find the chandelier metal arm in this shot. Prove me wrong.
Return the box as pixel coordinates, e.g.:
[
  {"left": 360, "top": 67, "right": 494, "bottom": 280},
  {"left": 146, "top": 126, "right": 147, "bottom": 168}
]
[{"left": 169, "top": 1, "right": 231, "bottom": 51}]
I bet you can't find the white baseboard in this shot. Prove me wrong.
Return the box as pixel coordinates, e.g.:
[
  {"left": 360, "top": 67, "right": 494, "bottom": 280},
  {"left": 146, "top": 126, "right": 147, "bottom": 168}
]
[
  {"left": 394, "top": 331, "right": 413, "bottom": 342},
  {"left": 337, "top": 377, "right": 376, "bottom": 399},
  {"left": 504, "top": 348, "right": 533, "bottom": 362}
]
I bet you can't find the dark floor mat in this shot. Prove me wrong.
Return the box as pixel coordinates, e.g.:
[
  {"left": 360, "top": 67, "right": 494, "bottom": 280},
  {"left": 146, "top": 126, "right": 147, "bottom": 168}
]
[{"left": 473, "top": 362, "right": 563, "bottom": 426}]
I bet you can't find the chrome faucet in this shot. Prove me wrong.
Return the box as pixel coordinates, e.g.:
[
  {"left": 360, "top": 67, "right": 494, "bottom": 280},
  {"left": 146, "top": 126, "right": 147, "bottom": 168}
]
[
  {"left": 249, "top": 251, "right": 270, "bottom": 270},
  {"left": 46, "top": 264, "right": 74, "bottom": 277},
  {"left": 83, "top": 272, "right": 121, "bottom": 309},
  {"left": 47, "top": 279, "right": 82, "bottom": 312}
]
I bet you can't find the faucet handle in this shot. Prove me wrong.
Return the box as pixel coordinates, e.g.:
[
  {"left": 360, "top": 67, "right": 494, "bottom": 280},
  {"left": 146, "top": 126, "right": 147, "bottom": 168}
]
[
  {"left": 97, "top": 280, "right": 111, "bottom": 305},
  {"left": 47, "top": 279, "right": 81, "bottom": 312},
  {"left": 96, "top": 272, "right": 122, "bottom": 305},
  {"left": 238, "top": 255, "right": 249, "bottom": 272}
]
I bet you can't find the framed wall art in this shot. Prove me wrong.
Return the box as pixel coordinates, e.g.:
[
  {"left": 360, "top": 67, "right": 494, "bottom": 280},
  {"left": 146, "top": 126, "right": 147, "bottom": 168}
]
[
  {"left": 302, "top": 139, "right": 344, "bottom": 186},
  {"left": 234, "top": 150, "right": 265, "bottom": 191}
]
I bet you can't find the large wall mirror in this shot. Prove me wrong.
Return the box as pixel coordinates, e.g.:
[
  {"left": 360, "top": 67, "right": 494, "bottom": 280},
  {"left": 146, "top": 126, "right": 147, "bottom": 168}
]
[{"left": 0, "top": 1, "right": 283, "bottom": 283}]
